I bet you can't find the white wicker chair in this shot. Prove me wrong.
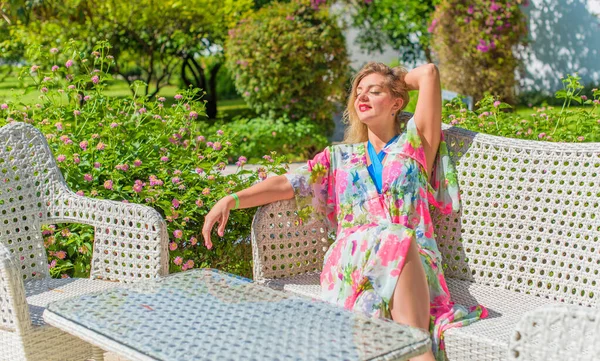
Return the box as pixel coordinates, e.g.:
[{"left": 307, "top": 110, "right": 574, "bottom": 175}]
[
  {"left": 0, "top": 122, "right": 169, "bottom": 361},
  {"left": 251, "top": 113, "right": 600, "bottom": 361}
]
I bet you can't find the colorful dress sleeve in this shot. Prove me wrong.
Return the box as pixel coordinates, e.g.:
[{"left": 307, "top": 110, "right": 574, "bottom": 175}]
[
  {"left": 284, "top": 146, "right": 337, "bottom": 228},
  {"left": 403, "top": 116, "right": 461, "bottom": 215}
]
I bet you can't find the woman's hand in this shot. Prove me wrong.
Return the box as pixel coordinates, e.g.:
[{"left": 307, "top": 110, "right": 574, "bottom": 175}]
[
  {"left": 200, "top": 175, "right": 295, "bottom": 250},
  {"left": 201, "top": 195, "right": 235, "bottom": 249}
]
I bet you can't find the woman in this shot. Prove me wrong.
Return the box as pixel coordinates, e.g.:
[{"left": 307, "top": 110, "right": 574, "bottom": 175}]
[{"left": 202, "top": 62, "right": 487, "bottom": 361}]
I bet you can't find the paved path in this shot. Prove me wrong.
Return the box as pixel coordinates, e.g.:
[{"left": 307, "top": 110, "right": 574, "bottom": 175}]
[{"left": 222, "top": 161, "right": 305, "bottom": 176}]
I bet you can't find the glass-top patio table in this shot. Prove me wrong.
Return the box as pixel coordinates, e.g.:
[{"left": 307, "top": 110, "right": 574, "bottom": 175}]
[{"left": 43, "top": 268, "right": 431, "bottom": 361}]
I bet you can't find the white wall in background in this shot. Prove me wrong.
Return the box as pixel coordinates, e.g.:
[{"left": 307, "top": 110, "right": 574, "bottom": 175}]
[
  {"left": 340, "top": 0, "right": 600, "bottom": 92},
  {"left": 518, "top": 0, "right": 600, "bottom": 92}
]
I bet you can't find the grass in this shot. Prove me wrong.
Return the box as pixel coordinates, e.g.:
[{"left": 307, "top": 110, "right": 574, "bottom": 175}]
[
  {"left": 0, "top": 74, "right": 252, "bottom": 120},
  {"left": 0, "top": 73, "right": 590, "bottom": 121}
]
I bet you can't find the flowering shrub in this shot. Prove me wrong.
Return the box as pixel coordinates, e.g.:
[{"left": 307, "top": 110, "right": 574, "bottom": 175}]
[
  {"left": 443, "top": 74, "right": 600, "bottom": 142},
  {"left": 225, "top": 0, "right": 350, "bottom": 134},
  {"left": 0, "top": 41, "right": 287, "bottom": 279},
  {"left": 430, "top": 0, "right": 529, "bottom": 105},
  {"left": 212, "top": 116, "right": 329, "bottom": 162}
]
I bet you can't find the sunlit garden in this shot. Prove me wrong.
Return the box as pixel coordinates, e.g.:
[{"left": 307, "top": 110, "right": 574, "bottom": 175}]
[
  {"left": 1, "top": 0, "right": 598, "bottom": 280},
  {"left": 1, "top": 1, "right": 600, "bottom": 361}
]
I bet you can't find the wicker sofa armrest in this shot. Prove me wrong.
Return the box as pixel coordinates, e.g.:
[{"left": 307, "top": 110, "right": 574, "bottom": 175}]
[
  {"left": 509, "top": 304, "right": 600, "bottom": 361},
  {"left": 0, "top": 243, "right": 31, "bottom": 333},
  {"left": 251, "top": 199, "right": 330, "bottom": 282},
  {"left": 47, "top": 189, "right": 169, "bottom": 283}
]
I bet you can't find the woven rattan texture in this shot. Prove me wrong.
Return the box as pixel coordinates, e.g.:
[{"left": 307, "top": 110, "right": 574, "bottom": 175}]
[
  {"left": 251, "top": 121, "right": 600, "bottom": 360},
  {"left": 253, "top": 124, "right": 600, "bottom": 307},
  {"left": 251, "top": 199, "right": 331, "bottom": 281},
  {"left": 262, "top": 271, "right": 322, "bottom": 299},
  {"left": 46, "top": 269, "right": 431, "bottom": 361},
  {"left": 433, "top": 124, "right": 600, "bottom": 307},
  {"left": 0, "top": 122, "right": 169, "bottom": 282},
  {"left": 256, "top": 273, "right": 570, "bottom": 361},
  {"left": 509, "top": 305, "right": 600, "bottom": 361},
  {"left": 25, "top": 278, "right": 119, "bottom": 326},
  {"left": 0, "top": 122, "right": 169, "bottom": 361},
  {"left": 442, "top": 278, "right": 563, "bottom": 361}
]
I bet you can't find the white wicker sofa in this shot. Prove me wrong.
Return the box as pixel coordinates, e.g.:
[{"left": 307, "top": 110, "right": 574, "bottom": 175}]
[
  {"left": 250, "top": 119, "right": 600, "bottom": 361},
  {"left": 0, "top": 122, "right": 169, "bottom": 361}
]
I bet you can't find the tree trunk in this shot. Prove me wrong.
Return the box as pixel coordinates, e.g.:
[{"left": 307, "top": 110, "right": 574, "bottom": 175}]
[
  {"left": 206, "top": 63, "right": 221, "bottom": 119},
  {"left": 180, "top": 55, "right": 219, "bottom": 119},
  {"left": 181, "top": 55, "right": 217, "bottom": 119}
]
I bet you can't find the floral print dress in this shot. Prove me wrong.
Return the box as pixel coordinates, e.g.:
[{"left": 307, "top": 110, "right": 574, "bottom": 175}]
[{"left": 284, "top": 116, "right": 487, "bottom": 360}]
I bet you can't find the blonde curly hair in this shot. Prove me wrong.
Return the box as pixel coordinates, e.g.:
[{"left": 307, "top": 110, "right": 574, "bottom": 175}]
[{"left": 342, "top": 62, "right": 410, "bottom": 144}]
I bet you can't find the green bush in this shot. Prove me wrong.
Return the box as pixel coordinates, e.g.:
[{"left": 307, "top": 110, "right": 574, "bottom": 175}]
[
  {"left": 443, "top": 74, "right": 600, "bottom": 142},
  {"left": 212, "top": 116, "right": 330, "bottom": 163},
  {"left": 225, "top": 0, "right": 350, "bottom": 134},
  {"left": 516, "top": 80, "right": 600, "bottom": 107},
  {"left": 431, "top": 0, "right": 529, "bottom": 105},
  {"left": 0, "top": 41, "right": 287, "bottom": 279}
]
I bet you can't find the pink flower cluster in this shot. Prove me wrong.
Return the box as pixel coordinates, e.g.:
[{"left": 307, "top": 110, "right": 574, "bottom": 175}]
[
  {"left": 181, "top": 260, "right": 194, "bottom": 270},
  {"left": 133, "top": 180, "right": 145, "bottom": 193},
  {"left": 104, "top": 180, "right": 114, "bottom": 190},
  {"left": 149, "top": 175, "right": 163, "bottom": 186},
  {"left": 115, "top": 164, "right": 129, "bottom": 172},
  {"left": 235, "top": 156, "right": 247, "bottom": 167}
]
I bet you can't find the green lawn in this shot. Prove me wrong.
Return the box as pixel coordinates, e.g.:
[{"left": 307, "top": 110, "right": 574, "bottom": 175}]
[
  {"left": 0, "top": 74, "right": 591, "bottom": 121},
  {"left": 514, "top": 104, "right": 594, "bottom": 117},
  {"left": 0, "top": 75, "right": 248, "bottom": 119}
]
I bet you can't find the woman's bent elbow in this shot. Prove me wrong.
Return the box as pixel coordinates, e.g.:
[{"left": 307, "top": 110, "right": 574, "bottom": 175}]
[{"left": 276, "top": 175, "right": 295, "bottom": 200}]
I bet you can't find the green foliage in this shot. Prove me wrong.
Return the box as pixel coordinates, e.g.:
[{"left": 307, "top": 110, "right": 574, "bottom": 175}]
[
  {"left": 0, "top": 42, "right": 288, "bottom": 279},
  {"left": 517, "top": 79, "right": 600, "bottom": 108},
  {"left": 225, "top": 0, "right": 350, "bottom": 133},
  {"left": 337, "top": 0, "right": 438, "bottom": 65},
  {"left": 431, "top": 0, "right": 529, "bottom": 105},
  {"left": 6, "top": 0, "right": 254, "bottom": 99},
  {"left": 443, "top": 73, "right": 600, "bottom": 142},
  {"left": 215, "top": 64, "right": 241, "bottom": 100},
  {"left": 212, "top": 116, "right": 330, "bottom": 162}
]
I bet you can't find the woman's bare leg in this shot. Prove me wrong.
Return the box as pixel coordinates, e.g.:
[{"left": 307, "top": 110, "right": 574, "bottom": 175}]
[{"left": 389, "top": 238, "right": 436, "bottom": 361}]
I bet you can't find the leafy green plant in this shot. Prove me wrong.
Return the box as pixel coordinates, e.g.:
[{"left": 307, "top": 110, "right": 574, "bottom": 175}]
[
  {"left": 0, "top": 41, "right": 288, "bottom": 279},
  {"left": 431, "top": 0, "right": 529, "bottom": 105},
  {"left": 442, "top": 73, "right": 600, "bottom": 142},
  {"left": 225, "top": 0, "right": 350, "bottom": 134},
  {"left": 212, "top": 116, "right": 329, "bottom": 162}
]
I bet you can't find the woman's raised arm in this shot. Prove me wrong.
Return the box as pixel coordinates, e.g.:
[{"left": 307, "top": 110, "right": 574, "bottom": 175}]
[{"left": 403, "top": 63, "right": 442, "bottom": 177}]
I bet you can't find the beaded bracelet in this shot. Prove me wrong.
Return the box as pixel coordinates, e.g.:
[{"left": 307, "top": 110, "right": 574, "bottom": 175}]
[{"left": 230, "top": 193, "right": 240, "bottom": 210}]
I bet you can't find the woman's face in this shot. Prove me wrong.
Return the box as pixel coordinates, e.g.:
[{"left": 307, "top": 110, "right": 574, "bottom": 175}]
[{"left": 354, "top": 73, "right": 401, "bottom": 128}]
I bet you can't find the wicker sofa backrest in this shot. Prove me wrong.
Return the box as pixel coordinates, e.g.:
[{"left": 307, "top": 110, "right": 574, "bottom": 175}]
[
  {"left": 0, "top": 122, "right": 63, "bottom": 280},
  {"left": 251, "top": 199, "right": 330, "bottom": 281},
  {"left": 435, "top": 124, "right": 599, "bottom": 307},
  {"left": 251, "top": 121, "right": 600, "bottom": 308}
]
